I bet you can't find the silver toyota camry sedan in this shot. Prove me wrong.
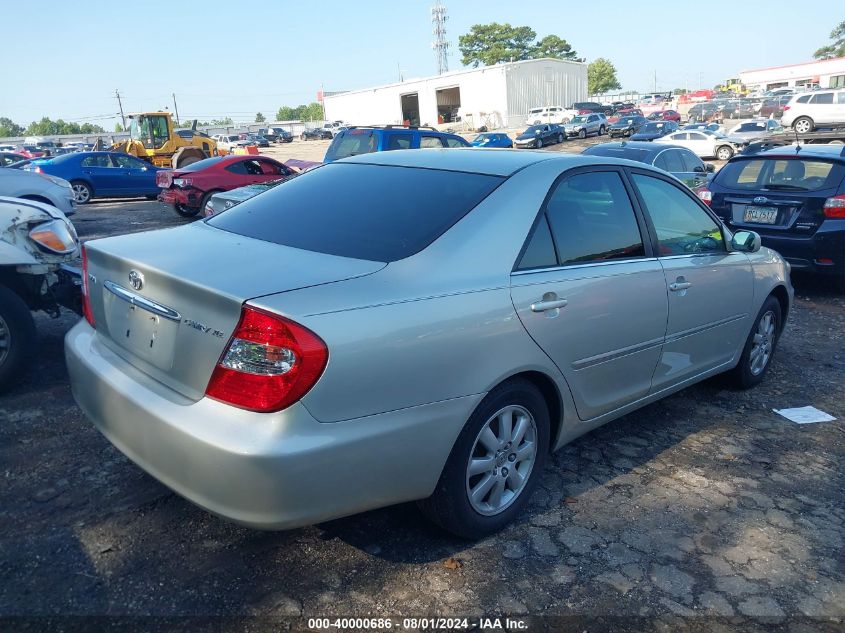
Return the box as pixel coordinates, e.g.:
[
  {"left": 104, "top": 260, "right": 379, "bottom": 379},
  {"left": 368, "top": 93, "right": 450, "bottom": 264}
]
[{"left": 66, "top": 149, "right": 792, "bottom": 538}]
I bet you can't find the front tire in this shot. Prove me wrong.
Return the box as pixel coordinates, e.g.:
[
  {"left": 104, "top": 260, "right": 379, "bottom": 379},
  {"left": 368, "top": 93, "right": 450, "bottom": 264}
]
[
  {"left": 578, "top": 129, "right": 586, "bottom": 139},
  {"left": 716, "top": 145, "right": 734, "bottom": 161},
  {"left": 599, "top": 125, "right": 606, "bottom": 136},
  {"left": 792, "top": 117, "right": 814, "bottom": 134},
  {"left": 0, "top": 285, "right": 37, "bottom": 393},
  {"left": 535, "top": 138, "right": 543, "bottom": 149},
  {"left": 418, "top": 378, "right": 550, "bottom": 539},
  {"left": 726, "top": 296, "right": 782, "bottom": 389},
  {"left": 70, "top": 180, "right": 92, "bottom": 204},
  {"left": 557, "top": 133, "right": 564, "bottom": 144}
]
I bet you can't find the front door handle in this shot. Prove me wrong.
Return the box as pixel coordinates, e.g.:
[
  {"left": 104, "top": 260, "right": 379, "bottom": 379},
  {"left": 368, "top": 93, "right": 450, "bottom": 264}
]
[
  {"left": 669, "top": 281, "right": 692, "bottom": 292},
  {"left": 531, "top": 298, "right": 568, "bottom": 312}
]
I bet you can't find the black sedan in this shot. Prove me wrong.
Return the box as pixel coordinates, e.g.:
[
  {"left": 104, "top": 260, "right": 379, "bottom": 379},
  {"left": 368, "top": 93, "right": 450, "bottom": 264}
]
[
  {"left": 630, "top": 121, "right": 679, "bottom": 141},
  {"left": 514, "top": 124, "right": 565, "bottom": 149},
  {"left": 608, "top": 116, "right": 648, "bottom": 138},
  {"left": 582, "top": 141, "right": 714, "bottom": 189},
  {"left": 301, "top": 128, "right": 332, "bottom": 140}
]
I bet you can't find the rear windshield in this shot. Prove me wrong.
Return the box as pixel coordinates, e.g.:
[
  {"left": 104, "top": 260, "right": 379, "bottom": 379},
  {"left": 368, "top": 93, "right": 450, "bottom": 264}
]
[
  {"left": 208, "top": 163, "right": 504, "bottom": 262},
  {"left": 583, "top": 146, "right": 650, "bottom": 163},
  {"left": 176, "top": 157, "right": 223, "bottom": 172},
  {"left": 324, "top": 130, "right": 377, "bottom": 161},
  {"left": 716, "top": 158, "right": 844, "bottom": 191}
]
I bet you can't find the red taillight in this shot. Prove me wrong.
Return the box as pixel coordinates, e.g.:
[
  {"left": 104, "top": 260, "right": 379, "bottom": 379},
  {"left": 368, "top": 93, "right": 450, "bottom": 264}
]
[
  {"left": 783, "top": 105, "right": 791, "bottom": 111},
  {"left": 81, "top": 244, "right": 95, "bottom": 327},
  {"left": 823, "top": 195, "right": 845, "bottom": 218},
  {"left": 696, "top": 187, "right": 713, "bottom": 206},
  {"left": 205, "top": 306, "right": 328, "bottom": 413}
]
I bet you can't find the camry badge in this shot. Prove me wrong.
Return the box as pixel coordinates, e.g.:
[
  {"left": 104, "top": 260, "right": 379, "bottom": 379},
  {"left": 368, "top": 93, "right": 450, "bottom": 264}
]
[
  {"left": 753, "top": 196, "right": 768, "bottom": 205},
  {"left": 128, "top": 270, "right": 144, "bottom": 291}
]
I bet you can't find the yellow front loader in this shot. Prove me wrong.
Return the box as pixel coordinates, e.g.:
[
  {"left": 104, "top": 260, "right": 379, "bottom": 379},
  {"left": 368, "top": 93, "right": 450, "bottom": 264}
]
[{"left": 110, "top": 112, "right": 217, "bottom": 169}]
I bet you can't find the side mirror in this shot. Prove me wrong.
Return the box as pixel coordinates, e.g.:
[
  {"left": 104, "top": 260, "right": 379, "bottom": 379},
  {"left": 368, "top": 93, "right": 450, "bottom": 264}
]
[
  {"left": 731, "top": 230, "right": 761, "bottom": 253},
  {"left": 706, "top": 163, "right": 715, "bottom": 173},
  {"left": 693, "top": 165, "right": 706, "bottom": 173}
]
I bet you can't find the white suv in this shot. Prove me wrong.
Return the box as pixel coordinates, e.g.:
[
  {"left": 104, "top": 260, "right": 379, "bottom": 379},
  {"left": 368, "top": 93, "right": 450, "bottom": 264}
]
[
  {"left": 781, "top": 88, "right": 845, "bottom": 133},
  {"left": 526, "top": 106, "right": 565, "bottom": 125}
]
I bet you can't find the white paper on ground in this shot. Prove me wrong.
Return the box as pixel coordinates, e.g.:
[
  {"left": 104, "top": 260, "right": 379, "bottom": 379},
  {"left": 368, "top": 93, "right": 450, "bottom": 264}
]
[{"left": 773, "top": 406, "right": 837, "bottom": 424}]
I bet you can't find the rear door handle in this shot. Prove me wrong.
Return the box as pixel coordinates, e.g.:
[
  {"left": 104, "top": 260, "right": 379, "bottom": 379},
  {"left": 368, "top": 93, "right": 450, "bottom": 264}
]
[
  {"left": 669, "top": 282, "right": 692, "bottom": 291},
  {"left": 531, "top": 299, "right": 568, "bottom": 312}
]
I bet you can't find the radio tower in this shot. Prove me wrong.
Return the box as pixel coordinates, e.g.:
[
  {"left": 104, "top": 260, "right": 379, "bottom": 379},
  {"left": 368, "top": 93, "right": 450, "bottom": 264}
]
[{"left": 431, "top": 1, "right": 450, "bottom": 75}]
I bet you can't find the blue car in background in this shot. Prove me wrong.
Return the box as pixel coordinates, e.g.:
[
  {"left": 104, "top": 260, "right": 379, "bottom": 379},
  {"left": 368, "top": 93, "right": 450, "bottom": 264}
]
[
  {"left": 25, "top": 151, "right": 164, "bottom": 204},
  {"left": 470, "top": 132, "right": 513, "bottom": 148},
  {"left": 630, "top": 120, "right": 678, "bottom": 141}
]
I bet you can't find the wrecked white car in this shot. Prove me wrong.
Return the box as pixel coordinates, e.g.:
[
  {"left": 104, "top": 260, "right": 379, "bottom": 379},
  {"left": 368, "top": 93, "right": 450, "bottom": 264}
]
[{"left": 0, "top": 196, "right": 81, "bottom": 391}]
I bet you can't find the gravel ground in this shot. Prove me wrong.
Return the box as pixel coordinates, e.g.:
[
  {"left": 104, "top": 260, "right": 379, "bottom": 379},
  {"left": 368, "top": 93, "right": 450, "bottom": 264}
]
[{"left": 0, "top": 141, "right": 843, "bottom": 630}]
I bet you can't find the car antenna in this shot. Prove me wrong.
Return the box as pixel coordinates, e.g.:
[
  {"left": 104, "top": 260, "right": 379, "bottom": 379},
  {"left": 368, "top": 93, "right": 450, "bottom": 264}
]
[{"left": 793, "top": 127, "right": 801, "bottom": 152}]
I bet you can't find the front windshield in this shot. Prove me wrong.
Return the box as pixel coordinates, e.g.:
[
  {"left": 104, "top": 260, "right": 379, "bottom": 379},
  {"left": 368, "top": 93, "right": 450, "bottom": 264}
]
[
  {"left": 570, "top": 116, "right": 587, "bottom": 124},
  {"left": 524, "top": 126, "right": 543, "bottom": 134}
]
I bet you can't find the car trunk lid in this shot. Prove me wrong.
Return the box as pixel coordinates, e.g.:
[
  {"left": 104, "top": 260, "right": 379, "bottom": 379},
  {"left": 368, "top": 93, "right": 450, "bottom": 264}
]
[{"left": 84, "top": 222, "right": 385, "bottom": 400}]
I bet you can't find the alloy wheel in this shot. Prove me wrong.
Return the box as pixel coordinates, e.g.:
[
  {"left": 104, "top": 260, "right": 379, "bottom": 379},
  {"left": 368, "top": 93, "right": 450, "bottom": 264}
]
[
  {"left": 465, "top": 405, "right": 538, "bottom": 516},
  {"left": 749, "top": 310, "right": 776, "bottom": 375},
  {"left": 72, "top": 183, "right": 90, "bottom": 203}
]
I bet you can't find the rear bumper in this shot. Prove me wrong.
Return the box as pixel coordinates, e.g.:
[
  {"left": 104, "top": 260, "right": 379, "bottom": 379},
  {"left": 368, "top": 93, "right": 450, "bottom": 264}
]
[
  {"left": 158, "top": 187, "right": 201, "bottom": 209},
  {"left": 750, "top": 222, "right": 845, "bottom": 276},
  {"left": 65, "top": 321, "right": 479, "bottom": 529}
]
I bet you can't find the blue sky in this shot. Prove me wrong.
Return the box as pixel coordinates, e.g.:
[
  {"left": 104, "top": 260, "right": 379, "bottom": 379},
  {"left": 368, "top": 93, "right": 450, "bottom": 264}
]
[{"left": 0, "top": 0, "right": 837, "bottom": 128}]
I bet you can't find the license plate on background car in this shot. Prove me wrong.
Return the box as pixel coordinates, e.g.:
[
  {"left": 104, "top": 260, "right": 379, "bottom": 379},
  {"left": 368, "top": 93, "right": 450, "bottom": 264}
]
[{"left": 743, "top": 206, "right": 778, "bottom": 224}]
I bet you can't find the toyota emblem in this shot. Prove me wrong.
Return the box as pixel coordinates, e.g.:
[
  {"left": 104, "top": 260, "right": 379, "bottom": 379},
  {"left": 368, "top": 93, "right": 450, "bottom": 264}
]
[
  {"left": 753, "top": 196, "right": 768, "bottom": 205},
  {"left": 128, "top": 270, "right": 144, "bottom": 291}
]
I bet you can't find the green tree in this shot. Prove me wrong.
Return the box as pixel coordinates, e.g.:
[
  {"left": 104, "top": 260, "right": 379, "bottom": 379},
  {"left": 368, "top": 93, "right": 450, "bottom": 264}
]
[
  {"left": 0, "top": 117, "right": 24, "bottom": 137},
  {"left": 459, "top": 23, "right": 539, "bottom": 67},
  {"left": 300, "top": 102, "right": 324, "bottom": 121},
  {"left": 814, "top": 20, "right": 845, "bottom": 59},
  {"left": 673, "top": 88, "right": 688, "bottom": 95},
  {"left": 114, "top": 123, "right": 124, "bottom": 133},
  {"left": 587, "top": 58, "right": 621, "bottom": 95},
  {"left": 276, "top": 106, "right": 298, "bottom": 121},
  {"left": 210, "top": 117, "right": 233, "bottom": 126},
  {"left": 255, "top": 112, "right": 266, "bottom": 123},
  {"left": 532, "top": 34, "right": 580, "bottom": 61}
]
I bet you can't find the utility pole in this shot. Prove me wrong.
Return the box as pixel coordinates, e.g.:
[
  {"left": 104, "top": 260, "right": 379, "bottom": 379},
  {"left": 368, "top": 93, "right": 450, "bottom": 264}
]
[
  {"left": 653, "top": 70, "right": 657, "bottom": 93},
  {"left": 115, "top": 89, "right": 126, "bottom": 130},
  {"left": 172, "top": 93, "right": 180, "bottom": 125},
  {"left": 698, "top": 71, "right": 703, "bottom": 90}
]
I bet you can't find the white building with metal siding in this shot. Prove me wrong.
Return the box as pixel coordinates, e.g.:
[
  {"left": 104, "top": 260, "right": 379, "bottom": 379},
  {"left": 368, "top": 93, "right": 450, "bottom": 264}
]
[
  {"left": 323, "top": 58, "right": 587, "bottom": 130},
  {"left": 740, "top": 57, "right": 845, "bottom": 91}
]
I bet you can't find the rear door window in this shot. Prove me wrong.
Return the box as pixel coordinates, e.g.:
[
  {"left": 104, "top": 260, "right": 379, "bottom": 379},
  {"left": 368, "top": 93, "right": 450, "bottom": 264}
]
[
  {"left": 810, "top": 93, "right": 834, "bottom": 104},
  {"left": 420, "top": 135, "right": 445, "bottom": 148},
  {"left": 679, "top": 150, "right": 704, "bottom": 173},
  {"left": 386, "top": 133, "right": 413, "bottom": 150},
  {"left": 444, "top": 136, "right": 469, "bottom": 148},
  {"left": 543, "top": 171, "right": 645, "bottom": 265},
  {"left": 208, "top": 163, "right": 503, "bottom": 262}
]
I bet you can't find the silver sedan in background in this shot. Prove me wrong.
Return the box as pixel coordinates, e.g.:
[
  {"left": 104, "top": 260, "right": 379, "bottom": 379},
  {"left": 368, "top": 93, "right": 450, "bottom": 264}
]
[{"left": 66, "top": 149, "right": 792, "bottom": 538}]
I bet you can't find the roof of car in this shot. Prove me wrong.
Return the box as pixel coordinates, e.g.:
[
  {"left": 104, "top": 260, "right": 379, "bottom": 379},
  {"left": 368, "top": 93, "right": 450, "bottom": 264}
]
[
  {"left": 743, "top": 145, "right": 845, "bottom": 160},
  {"left": 583, "top": 141, "right": 689, "bottom": 157},
  {"left": 337, "top": 148, "right": 649, "bottom": 177}
]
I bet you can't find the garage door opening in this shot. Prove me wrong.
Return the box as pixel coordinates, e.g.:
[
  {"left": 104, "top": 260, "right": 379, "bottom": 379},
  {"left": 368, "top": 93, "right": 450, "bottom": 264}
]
[
  {"left": 436, "top": 86, "right": 461, "bottom": 124},
  {"left": 400, "top": 93, "right": 420, "bottom": 126}
]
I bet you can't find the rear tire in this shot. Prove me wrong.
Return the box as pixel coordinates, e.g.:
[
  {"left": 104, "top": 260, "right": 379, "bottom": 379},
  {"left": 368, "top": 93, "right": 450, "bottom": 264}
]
[
  {"left": 70, "top": 180, "right": 92, "bottom": 204},
  {"left": 418, "top": 378, "right": 550, "bottom": 539},
  {"left": 0, "top": 285, "right": 37, "bottom": 393},
  {"left": 174, "top": 203, "right": 200, "bottom": 218},
  {"left": 792, "top": 117, "right": 813, "bottom": 134},
  {"left": 726, "top": 296, "right": 782, "bottom": 389},
  {"left": 716, "top": 145, "right": 734, "bottom": 161}
]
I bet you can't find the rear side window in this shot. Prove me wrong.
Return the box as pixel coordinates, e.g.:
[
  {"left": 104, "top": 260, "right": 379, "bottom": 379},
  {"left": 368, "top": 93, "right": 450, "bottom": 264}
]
[
  {"left": 544, "top": 171, "right": 645, "bottom": 265},
  {"left": 796, "top": 95, "right": 811, "bottom": 104},
  {"left": 517, "top": 216, "right": 557, "bottom": 270},
  {"left": 208, "top": 164, "right": 503, "bottom": 262},
  {"left": 658, "top": 150, "right": 685, "bottom": 173},
  {"left": 716, "top": 158, "right": 842, "bottom": 191},
  {"left": 81, "top": 155, "right": 113, "bottom": 167}
]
